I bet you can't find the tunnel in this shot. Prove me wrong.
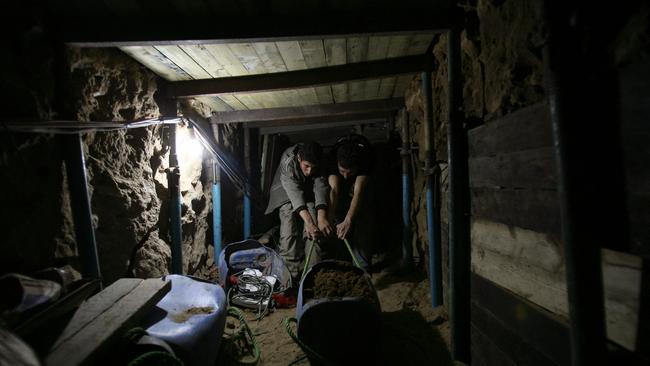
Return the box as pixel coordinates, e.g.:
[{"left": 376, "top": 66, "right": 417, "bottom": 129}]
[{"left": 0, "top": 1, "right": 648, "bottom": 365}]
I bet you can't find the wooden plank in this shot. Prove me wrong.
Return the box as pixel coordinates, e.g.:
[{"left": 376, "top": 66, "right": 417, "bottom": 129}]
[
  {"left": 469, "top": 147, "right": 557, "bottom": 190},
  {"left": 166, "top": 55, "right": 433, "bottom": 97},
  {"left": 56, "top": 11, "right": 451, "bottom": 47},
  {"left": 246, "top": 111, "right": 389, "bottom": 129},
  {"left": 468, "top": 102, "right": 553, "bottom": 157},
  {"left": 378, "top": 35, "right": 412, "bottom": 98},
  {"left": 154, "top": 45, "right": 211, "bottom": 79},
  {"left": 50, "top": 279, "right": 142, "bottom": 351},
  {"left": 300, "top": 40, "right": 333, "bottom": 104},
  {"left": 46, "top": 278, "right": 170, "bottom": 366},
  {"left": 407, "top": 33, "right": 434, "bottom": 55},
  {"left": 179, "top": 44, "right": 230, "bottom": 77},
  {"left": 471, "top": 324, "right": 519, "bottom": 366},
  {"left": 251, "top": 42, "right": 297, "bottom": 107},
  {"left": 259, "top": 118, "right": 384, "bottom": 135},
  {"left": 195, "top": 96, "right": 233, "bottom": 112},
  {"left": 347, "top": 37, "right": 369, "bottom": 101},
  {"left": 324, "top": 38, "right": 348, "bottom": 103},
  {"left": 471, "top": 273, "right": 571, "bottom": 366},
  {"left": 365, "top": 36, "right": 391, "bottom": 99},
  {"left": 392, "top": 74, "right": 413, "bottom": 97},
  {"left": 470, "top": 188, "right": 561, "bottom": 236},
  {"left": 276, "top": 41, "right": 319, "bottom": 105},
  {"left": 210, "top": 98, "right": 403, "bottom": 124},
  {"left": 119, "top": 46, "right": 191, "bottom": 81}
]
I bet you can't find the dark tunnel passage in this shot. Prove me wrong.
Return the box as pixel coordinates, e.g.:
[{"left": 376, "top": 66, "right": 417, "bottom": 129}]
[{"left": 0, "top": 1, "right": 649, "bottom": 365}]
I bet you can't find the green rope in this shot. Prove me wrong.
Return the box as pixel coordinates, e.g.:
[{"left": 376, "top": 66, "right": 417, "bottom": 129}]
[
  {"left": 127, "top": 351, "right": 183, "bottom": 366},
  {"left": 301, "top": 239, "right": 317, "bottom": 284},
  {"left": 224, "top": 306, "right": 261, "bottom": 365},
  {"left": 123, "top": 327, "right": 183, "bottom": 366},
  {"left": 343, "top": 238, "right": 363, "bottom": 269},
  {"left": 282, "top": 317, "right": 336, "bottom": 366}
]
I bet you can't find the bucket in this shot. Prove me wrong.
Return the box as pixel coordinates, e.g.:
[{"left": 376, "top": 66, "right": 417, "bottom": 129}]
[
  {"left": 143, "top": 275, "right": 227, "bottom": 366},
  {"left": 296, "top": 260, "right": 381, "bottom": 366}
]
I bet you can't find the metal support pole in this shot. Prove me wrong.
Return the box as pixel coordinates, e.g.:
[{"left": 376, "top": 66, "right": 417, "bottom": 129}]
[
  {"left": 168, "top": 124, "right": 183, "bottom": 274},
  {"left": 212, "top": 161, "right": 222, "bottom": 264},
  {"left": 243, "top": 127, "right": 252, "bottom": 238},
  {"left": 64, "top": 134, "right": 102, "bottom": 286},
  {"left": 542, "top": 2, "right": 616, "bottom": 364},
  {"left": 422, "top": 71, "right": 442, "bottom": 307},
  {"left": 447, "top": 27, "right": 471, "bottom": 363},
  {"left": 400, "top": 109, "right": 413, "bottom": 270}
]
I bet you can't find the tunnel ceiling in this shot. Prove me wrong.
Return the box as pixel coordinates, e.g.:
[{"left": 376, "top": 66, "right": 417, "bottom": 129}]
[
  {"left": 119, "top": 34, "right": 435, "bottom": 112},
  {"left": 42, "top": 0, "right": 455, "bottom": 142}
]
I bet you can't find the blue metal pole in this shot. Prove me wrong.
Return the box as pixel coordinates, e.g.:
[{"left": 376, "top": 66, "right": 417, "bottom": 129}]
[
  {"left": 422, "top": 71, "right": 442, "bottom": 307},
  {"left": 400, "top": 110, "right": 413, "bottom": 269},
  {"left": 64, "top": 134, "right": 102, "bottom": 286},
  {"left": 212, "top": 162, "right": 222, "bottom": 265},
  {"left": 169, "top": 124, "right": 183, "bottom": 274}
]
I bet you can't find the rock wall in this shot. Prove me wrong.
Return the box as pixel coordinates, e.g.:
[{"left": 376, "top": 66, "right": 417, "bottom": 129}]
[
  {"left": 68, "top": 48, "right": 216, "bottom": 284},
  {"left": 399, "top": 0, "right": 546, "bottom": 307},
  {"left": 0, "top": 44, "right": 219, "bottom": 285}
]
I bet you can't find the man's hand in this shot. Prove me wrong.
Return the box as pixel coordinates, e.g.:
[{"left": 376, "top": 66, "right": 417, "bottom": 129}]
[
  {"left": 318, "top": 217, "right": 334, "bottom": 237},
  {"left": 305, "top": 222, "right": 321, "bottom": 240},
  {"left": 336, "top": 218, "right": 352, "bottom": 239}
]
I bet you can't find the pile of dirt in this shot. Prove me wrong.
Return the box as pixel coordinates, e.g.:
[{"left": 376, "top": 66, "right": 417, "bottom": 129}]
[{"left": 304, "top": 268, "right": 376, "bottom": 303}]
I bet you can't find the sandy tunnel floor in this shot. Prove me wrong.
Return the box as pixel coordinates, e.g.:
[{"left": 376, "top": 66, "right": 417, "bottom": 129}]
[{"left": 217, "top": 267, "right": 453, "bottom": 366}]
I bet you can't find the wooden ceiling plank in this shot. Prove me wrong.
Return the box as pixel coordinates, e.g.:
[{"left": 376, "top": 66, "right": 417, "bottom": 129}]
[
  {"left": 166, "top": 54, "right": 432, "bottom": 97},
  {"left": 407, "top": 33, "right": 435, "bottom": 55},
  {"left": 217, "top": 94, "right": 249, "bottom": 110},
  {"left": 211, "top": 97, "right": 403, "bottom": 124},
  {"left": 347, "top": 36, "right": 369, "bottom": 102},
  {"left": 226, "top": 43, "right": 265, "bottom": 109},
  {"left": 204, "top": 44, "right": 248, "bottom": 76},
  {"left": 379, "top": 35, "right": 413, "bottom": 98},
  {"left": 276, "top": 41, "right": 319, "bottom": 106},
  {"left": 154, "top": 45, "right": 211, "bottom": 79},
  {"left": 251, "top": 42, "right": 293, "bottom": 107},
  {"left": 365, "top": 36, "right": 391, "bottom": 100},
  {"left": 248, "top": 112, "right": 389, "bottom": 129},
  {"left": 393, "top": 75, "right": 412, "bottom": 97},
  {"left": 195, "top": 96, "right": 233, "bottom": 112},
  {"left": 119, "top": 46, "right": 191, "bottom": 81},
  {"left": 179, "top": 44, "right": 229, "bottom": 77},
  {"left": 300, "top": 40, "right": 333, "bottom": 104},
  {"left": 324, "top": 38, "right": 347, "bottom": 103}
]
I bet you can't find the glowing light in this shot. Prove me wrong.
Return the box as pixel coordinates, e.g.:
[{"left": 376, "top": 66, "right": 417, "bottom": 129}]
[{"left": 176, "top": 124, "right": 203, "bottom": 162}]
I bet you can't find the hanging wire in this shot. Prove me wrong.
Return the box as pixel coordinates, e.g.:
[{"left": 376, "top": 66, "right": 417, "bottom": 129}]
[
  {"left": 1, "top": 116, "right": 182, "bottom": 134},
  {"left": 2, "top": 115, "right": 260, "bottom": 213}
]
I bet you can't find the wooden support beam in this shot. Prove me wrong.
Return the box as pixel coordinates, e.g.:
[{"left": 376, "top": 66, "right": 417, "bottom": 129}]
[
  {"left": 259, "top": 118, "right": 385, "bottom": 135},
  {"left": 211, "top": 98, "right": 403, "bottom": 125},
  {"left": 51, "top": 10, "right": 454, "bottom": 47},
  {"left": 245, "top": 111, "right": 389, "bottom": 129},
  {"left": 165, "top": 56, "right": 432, "bottom": 97}
]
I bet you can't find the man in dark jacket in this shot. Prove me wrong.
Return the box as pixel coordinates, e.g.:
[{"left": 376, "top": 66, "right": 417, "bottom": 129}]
[
  {"left": 265, "top": 142, "right": 333, "bottom": 280},
  {"left": 327, "top": 134, "right": 374, "bottom": 270}
]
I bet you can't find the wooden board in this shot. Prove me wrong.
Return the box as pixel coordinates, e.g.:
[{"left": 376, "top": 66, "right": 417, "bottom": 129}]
[
  {"left": 471, "top": 274, "right": 571, "bottom": 366},
  {"left": 347, "top": 37, "right": 369, "bottom": 101},
  {"left": 468, "top": 102, "right": 552, "bottom": 157},
  {"left": 276, "top": 41, "right": 319, "bottom": 105},
  {"left": 471, "top": 219, "right": 644, "bottom": 352},
  {"left": 46, "top": 278, "right": 170, "bottom": 366},
  {"left": 324, "top": 38, "right": 348, "bottom": 103},
  {"left": 469, "top": 147, "right": 557, "bottom": 190},
  {"left": 470, "top": 188, "right": 561, "bottom": 237},
  {"left": 119, "top": 46, "right": 190, "bottom": 81}
]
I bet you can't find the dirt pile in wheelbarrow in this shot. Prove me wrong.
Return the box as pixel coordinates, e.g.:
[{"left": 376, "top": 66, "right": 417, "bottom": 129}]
[{"left": 303, "top": 268, "right": 376, "bottom": 303}]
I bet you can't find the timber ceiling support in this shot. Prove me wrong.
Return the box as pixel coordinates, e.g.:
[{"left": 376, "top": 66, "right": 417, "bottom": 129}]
[
  {"left": 210, "top": 98, "right": 403, "bottom": 126},
  {"left": 53, "top": 10, "right": 454, "bottom": 47},
  {"left": 165, "top": 56, "right": 433, "bottom": 97}
]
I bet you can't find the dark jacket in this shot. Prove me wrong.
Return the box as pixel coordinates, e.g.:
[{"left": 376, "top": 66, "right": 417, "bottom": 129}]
[{"left": 264, "top": 145, "right": 329, "bottom": 214}]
